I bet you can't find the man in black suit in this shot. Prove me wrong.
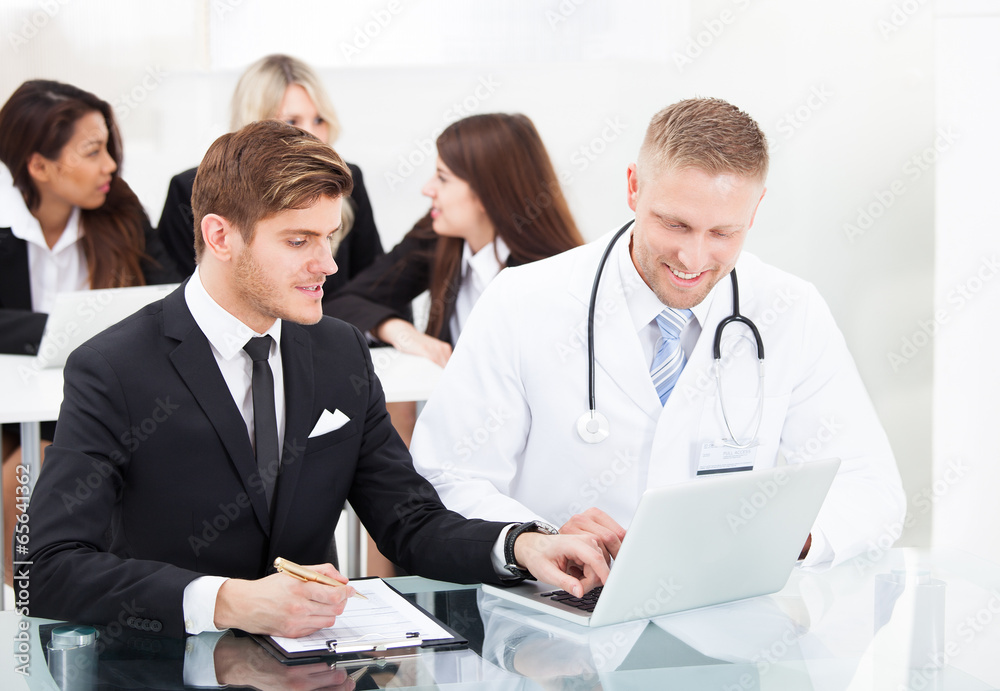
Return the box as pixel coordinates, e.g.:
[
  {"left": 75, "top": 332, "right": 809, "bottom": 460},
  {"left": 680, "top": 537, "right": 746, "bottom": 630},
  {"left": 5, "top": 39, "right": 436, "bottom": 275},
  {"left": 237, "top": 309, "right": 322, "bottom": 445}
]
[{"left": 25, "top": 120, "right": 607, "bottom": 639}]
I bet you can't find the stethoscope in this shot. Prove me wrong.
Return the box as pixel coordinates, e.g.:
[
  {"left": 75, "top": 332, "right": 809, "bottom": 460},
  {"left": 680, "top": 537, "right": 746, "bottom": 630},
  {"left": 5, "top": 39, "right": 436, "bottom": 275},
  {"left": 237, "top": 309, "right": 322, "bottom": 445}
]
[{"left": 576, "top": 220, "right": 765, "bottom": 448}]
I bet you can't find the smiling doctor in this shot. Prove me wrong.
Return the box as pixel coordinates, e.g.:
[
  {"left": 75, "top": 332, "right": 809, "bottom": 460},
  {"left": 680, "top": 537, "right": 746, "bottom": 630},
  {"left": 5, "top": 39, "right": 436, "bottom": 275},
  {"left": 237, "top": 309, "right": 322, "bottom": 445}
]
[{"left": 410, "top": 98, "right": 906, "bottom": 567}]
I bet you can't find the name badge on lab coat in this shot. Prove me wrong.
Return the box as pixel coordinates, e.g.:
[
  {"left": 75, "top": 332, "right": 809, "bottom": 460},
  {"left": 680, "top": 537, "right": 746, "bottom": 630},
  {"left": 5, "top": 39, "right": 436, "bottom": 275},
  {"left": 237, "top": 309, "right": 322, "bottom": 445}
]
[{"left": 697, "top": 441, "right": 758, "bottom": 476}]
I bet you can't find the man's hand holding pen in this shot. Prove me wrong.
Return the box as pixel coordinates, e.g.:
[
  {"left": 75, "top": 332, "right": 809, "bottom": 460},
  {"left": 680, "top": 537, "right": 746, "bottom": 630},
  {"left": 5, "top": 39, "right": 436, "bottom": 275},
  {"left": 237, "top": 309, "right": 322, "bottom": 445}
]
[{"left": 214, "top": 562, "right": 355, "bottom": 638}]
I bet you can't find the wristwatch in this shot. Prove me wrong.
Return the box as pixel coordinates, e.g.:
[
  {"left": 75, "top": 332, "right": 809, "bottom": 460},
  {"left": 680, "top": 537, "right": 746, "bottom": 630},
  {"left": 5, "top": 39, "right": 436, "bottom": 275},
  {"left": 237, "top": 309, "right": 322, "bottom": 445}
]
[{"left": 503, "top": 520, "right": 559, "bottom": 580}]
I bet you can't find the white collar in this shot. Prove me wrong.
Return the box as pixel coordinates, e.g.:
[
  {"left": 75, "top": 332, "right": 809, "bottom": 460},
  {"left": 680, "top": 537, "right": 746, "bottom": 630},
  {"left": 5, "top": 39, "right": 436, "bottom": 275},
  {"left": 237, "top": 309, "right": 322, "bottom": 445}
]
[
  {"left": 619, "top": 227, "right": 721, "bottom": 332},
  {"left": 461, "top": 235, "right": 511, "bottom": 282},
  {"left": 184, "top": 266, "right": 282, "bottom": 360},
  {"left": 1, "top": 169, "right": 83, "bottom": 253}
]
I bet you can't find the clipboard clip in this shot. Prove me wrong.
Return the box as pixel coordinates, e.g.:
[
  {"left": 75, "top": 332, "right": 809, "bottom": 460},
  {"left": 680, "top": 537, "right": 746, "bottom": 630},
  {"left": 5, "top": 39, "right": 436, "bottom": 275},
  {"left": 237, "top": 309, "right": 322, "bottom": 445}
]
[{"left": 325, "top": 632, "right": 422, "bottom": 653}]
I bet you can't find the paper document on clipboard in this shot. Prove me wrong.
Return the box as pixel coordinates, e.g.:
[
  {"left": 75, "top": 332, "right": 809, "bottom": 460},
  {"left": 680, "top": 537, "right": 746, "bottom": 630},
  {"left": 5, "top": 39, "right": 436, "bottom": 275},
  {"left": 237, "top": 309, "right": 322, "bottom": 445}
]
[{"left": 267, "top": 578, "right": 456, "bottom": 655}]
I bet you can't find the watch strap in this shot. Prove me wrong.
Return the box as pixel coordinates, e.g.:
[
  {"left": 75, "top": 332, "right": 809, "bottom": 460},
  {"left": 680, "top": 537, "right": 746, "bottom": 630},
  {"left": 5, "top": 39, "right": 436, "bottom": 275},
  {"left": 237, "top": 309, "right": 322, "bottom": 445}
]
[{"left": 503, "top": 520, "right": 558, "bottom": 580}]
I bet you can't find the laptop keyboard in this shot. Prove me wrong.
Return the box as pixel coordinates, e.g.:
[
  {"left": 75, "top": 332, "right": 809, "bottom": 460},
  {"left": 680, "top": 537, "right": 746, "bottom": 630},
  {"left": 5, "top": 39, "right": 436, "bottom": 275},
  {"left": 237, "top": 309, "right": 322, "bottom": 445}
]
[{"left": 539, "top": 586, "right": 603, "bottom": 613}]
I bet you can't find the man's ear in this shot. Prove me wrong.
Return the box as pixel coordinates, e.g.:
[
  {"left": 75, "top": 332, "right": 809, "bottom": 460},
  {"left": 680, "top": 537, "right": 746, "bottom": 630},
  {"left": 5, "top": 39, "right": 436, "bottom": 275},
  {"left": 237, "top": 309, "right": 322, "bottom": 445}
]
[
  {"left": 27, "top": 152, "right": 53, "bottom": 184},
  {"left": 200, "top": 213, "right": 237, "bottom": 262},
  {"left": 747, "top": 186, "right": 767, "bottom": 231},
  {"left": 626, "top": 163, "right": 640, "bottom": 213}
]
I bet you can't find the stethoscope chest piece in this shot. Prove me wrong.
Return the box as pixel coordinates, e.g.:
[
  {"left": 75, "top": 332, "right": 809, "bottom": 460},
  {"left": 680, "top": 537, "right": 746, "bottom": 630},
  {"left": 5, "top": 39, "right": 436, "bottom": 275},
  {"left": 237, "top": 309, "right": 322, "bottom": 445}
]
[{"left": 576, "top": 410, "right": 610, "bottom": 444}]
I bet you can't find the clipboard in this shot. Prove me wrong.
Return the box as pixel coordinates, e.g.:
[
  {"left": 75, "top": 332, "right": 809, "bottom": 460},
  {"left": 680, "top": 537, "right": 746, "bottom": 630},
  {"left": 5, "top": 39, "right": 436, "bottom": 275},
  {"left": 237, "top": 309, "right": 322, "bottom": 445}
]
[{"left": 251, "top": 578, "right": 467, "bottom": 664}]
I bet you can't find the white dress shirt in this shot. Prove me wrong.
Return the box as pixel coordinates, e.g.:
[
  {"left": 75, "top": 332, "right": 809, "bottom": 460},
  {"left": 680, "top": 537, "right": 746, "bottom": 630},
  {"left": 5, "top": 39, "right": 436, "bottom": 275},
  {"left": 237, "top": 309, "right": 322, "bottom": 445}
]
[
  {"left": 181, "top": 268, "right": 285, "bottom": 635},
  {"left": 618, "top": 231, "right": 714, "bottom": 366},
  {"left": 448, "top": 236, "right": 511, "bottom": 345},
  {"left": 0, "top": 170, "right": 88, "bottom": 312}
]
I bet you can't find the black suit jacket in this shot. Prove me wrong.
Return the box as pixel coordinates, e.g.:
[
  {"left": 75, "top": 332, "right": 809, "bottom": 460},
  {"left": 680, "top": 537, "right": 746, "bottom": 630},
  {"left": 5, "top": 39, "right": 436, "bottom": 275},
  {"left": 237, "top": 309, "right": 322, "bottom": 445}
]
[
  {"left": 0, "top": 218, "right": 178, "bottom": 355},
  {"left": 157, "top": 162, "right": 384, "bottom": 297},
  {"left": 325, "top": 216, "right": 521, "bottom": 346},
  {"left": 26, "top": 283, "right": 508, "bottom": 637}
]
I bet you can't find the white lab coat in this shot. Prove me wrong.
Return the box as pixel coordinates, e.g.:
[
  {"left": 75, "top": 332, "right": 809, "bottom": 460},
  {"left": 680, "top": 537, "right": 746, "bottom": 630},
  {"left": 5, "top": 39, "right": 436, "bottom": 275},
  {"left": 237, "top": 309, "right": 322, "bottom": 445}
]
[{"left": 410, "top": 229, "right": 906, "bottom": 566}]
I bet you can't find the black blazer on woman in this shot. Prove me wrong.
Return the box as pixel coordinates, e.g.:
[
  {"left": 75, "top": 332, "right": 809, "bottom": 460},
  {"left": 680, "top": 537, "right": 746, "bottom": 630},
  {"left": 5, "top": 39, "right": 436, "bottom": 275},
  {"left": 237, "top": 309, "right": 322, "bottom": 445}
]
[
  {"left": 325, "top": 217, "right": 521, "bottom": 346},
  {"left": 157, "top": 162, "right": 384, "bottom": 296},
  {"left": 0, "top": 217, "right": 178, "bottom": 355}
]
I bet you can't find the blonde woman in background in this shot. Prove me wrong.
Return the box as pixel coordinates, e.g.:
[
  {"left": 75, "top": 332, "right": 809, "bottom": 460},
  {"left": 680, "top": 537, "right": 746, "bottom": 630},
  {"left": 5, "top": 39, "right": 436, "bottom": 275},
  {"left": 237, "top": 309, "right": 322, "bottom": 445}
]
[{"left": 157, "top": 54, "right": 385, "bottom": 294}]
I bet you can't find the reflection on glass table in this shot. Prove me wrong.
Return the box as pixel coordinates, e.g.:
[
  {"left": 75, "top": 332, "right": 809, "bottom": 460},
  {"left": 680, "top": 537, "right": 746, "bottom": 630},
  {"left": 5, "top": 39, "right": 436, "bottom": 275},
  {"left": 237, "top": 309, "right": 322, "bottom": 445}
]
[{"left": 2, "top": 549, "right": 999, "bottom": 689}]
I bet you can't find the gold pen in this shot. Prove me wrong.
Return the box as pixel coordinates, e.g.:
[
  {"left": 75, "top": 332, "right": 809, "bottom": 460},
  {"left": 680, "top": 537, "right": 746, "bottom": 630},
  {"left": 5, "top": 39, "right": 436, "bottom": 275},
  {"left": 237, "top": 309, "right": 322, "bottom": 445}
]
[{"left": 274, "top": 557, "right": 368, "bottom": 600}]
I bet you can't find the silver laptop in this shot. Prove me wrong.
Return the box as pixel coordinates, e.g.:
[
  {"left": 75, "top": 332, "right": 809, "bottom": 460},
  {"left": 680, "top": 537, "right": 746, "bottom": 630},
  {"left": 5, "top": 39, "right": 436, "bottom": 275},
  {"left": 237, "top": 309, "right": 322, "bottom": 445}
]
[
  {"left": 483, "top": 458, "right": 841, "bottom": 627},
  {"left": 35, "top": 284, "right": 179, "bottom": 369}
]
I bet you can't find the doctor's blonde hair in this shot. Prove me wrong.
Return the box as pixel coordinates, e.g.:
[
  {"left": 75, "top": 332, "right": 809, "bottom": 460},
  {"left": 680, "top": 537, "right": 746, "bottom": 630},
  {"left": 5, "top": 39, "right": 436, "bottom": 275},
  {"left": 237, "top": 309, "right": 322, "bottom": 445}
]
[{"left": 637, "top": 98, "right": 769, "bottom": 184}]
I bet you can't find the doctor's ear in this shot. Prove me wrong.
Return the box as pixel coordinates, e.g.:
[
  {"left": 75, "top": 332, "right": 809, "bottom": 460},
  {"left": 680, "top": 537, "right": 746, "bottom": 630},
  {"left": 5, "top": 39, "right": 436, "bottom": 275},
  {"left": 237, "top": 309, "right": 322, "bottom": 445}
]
[
  {"left": 200, "top": 213, "right": 240, "bottom": 262},
  {"left": 626, "top": 163, "right": 639, "bottom": 212},
  {"left": 747, "top": 186, "right": 767, "bottom": 230}
]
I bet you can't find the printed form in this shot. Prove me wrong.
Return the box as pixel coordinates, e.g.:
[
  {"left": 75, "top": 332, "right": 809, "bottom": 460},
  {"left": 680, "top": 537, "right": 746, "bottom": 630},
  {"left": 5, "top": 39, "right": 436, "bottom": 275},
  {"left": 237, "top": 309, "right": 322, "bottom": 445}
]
[{"left": 269, "top": 578, "right": 454, "bottom": 654}]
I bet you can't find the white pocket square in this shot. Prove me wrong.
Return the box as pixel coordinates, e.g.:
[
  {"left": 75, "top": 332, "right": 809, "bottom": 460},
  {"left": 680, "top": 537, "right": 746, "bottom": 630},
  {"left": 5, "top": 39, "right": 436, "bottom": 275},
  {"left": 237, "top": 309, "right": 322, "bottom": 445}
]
[{"left": 309, "top": 408, "right": 351, "bottom": 438}]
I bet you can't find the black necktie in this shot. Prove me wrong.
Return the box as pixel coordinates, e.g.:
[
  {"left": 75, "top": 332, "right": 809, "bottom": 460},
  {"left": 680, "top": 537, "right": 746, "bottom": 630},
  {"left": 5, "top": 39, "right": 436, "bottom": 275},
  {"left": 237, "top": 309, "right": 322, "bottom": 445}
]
[{"left": 243, "top": 336, "right": 278, "bottom": 511}]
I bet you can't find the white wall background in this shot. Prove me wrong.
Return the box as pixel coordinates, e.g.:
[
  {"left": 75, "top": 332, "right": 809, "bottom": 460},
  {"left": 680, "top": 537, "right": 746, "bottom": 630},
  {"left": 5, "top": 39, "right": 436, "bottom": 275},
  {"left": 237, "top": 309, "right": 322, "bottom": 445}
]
[
  {"left": 934, "top": 0, "right": 1000, "bottom": 564},
  {"left": 1, "top": 0, "right": 976, "bottom": 556}
]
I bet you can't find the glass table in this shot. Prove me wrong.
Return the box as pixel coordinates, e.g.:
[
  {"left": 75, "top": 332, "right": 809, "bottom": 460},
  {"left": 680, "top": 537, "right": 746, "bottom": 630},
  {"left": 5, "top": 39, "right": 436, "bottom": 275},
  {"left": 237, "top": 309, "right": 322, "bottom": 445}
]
[{"left": 1, "top": 547, "right": 999, "bottom": 689}]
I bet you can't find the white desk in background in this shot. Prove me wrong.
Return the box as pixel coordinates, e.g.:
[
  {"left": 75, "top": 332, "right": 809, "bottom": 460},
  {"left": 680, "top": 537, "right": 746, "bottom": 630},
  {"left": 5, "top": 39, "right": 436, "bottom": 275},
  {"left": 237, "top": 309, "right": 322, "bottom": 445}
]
[{"left": 0, "top": 347, "right": 443, "bottom": 604}]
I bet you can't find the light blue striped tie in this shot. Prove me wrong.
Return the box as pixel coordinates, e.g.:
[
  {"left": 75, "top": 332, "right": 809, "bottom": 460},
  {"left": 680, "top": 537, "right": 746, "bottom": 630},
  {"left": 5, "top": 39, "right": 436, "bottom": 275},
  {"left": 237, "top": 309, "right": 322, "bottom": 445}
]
[{"left": 650, "top": 308, "right": 693, "bottom": 405}]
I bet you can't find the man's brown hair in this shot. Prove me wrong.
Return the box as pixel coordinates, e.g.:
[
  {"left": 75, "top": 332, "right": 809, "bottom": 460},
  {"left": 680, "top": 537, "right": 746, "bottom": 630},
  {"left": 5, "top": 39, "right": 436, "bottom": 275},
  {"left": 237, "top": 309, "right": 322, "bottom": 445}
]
[
  {"left": 191, "top": 120, "right": 353, "bottom": 259},
  {"left": 637, "top": 97, "right": 769, "bottom": 184}
]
